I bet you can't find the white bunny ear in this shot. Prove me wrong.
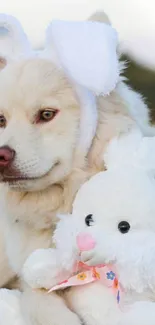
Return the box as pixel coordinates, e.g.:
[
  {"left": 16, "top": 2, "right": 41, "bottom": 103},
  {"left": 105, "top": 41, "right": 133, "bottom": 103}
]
[
  {"left": 72, "top": 85, "right": 98, "bottom": 163},
  {"left": 43, "top": 19, "right": 119, "bottom": 161},
  {"left": 0, "top": 14, "right": 33, "bottom": 63},
  {"left": 104, "top": 128, "right": 155, "bottom": 173},
  {"left": 45, "top": 20, "right": 119, "bottom": 96}
]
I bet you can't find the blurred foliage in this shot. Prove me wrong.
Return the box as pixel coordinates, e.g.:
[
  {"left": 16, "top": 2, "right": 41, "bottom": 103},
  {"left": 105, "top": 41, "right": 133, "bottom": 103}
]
[{"left": 121, "top": 55, "right": 155, "bottom": 123}]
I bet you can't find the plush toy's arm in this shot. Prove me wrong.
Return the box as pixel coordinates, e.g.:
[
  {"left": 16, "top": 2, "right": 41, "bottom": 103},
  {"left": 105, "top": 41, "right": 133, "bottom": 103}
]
[{"left": 22, "top": 248, "right": 71, "bottom": 290}]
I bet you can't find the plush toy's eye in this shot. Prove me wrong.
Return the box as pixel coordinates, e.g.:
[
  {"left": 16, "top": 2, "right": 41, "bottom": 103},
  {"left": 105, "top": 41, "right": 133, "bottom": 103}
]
[
  {"left": 118, "top": 221, "right": 130, "bottom": 234},
  {"left": 85, "top": 214, "right": 94, "bottom": 226}
]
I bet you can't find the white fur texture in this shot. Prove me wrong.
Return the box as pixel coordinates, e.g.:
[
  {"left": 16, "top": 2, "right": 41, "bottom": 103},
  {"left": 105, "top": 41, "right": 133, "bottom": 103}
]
[{"left": 23, "top": 133, "right": 155, "bottom": 325}]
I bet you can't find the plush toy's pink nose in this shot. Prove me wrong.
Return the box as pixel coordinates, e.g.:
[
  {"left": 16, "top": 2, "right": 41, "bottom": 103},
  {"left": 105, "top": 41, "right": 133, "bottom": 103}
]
[{"left": 76, "top": 233, "right": 96, "bottom": 251}]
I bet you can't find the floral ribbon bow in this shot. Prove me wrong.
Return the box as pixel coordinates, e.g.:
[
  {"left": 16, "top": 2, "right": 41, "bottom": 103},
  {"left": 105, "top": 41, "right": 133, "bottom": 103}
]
[{"left": 48, "top": 262, "right": 122, "bottom": 305}]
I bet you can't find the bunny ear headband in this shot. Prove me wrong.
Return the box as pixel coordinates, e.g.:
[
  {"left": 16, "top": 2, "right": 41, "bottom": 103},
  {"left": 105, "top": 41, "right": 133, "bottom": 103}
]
[
  {"left": 0, "top": 14, "right": 119, "bottom": 158},
  {"left": 0, "top": 14, "right": 33, "bottom": 62}
]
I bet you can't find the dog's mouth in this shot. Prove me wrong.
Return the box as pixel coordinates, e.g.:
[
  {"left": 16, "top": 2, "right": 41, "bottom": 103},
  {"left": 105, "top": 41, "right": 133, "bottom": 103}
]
[
  {"left": 1, "top": 161, "right": 60, "bottom": 184},
  {"left": 1, "top": 173, "right": 45, "bottom": 185},
  {"left": 2, "top": 176, "right": 36, "bottom": 183}
]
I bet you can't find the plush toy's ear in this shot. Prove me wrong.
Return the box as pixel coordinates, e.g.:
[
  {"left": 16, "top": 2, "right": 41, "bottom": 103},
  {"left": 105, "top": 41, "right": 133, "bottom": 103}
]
[
  {"left": 0, "top": 14, "right": 33, "bottom": 67},
  {"left": 104, "top": 128, "right": 155, "bottom": 173},
  {"left": 104, "top": 128, "right": 142, "bottom": 170}
]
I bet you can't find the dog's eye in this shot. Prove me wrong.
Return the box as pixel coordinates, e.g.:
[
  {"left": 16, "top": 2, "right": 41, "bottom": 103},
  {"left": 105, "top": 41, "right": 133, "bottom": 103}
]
[
  {"left": 35, "top": 109, "right": 59, "bottom": 123},
  {"left": 118, "top": 221, "right": 130, "bottom": 234},
  {"left": 0, "top": 115, "right": 6, "bottom": 128},
  {"left": 85, "top": 214, "right": 94, "bottom": 227}
]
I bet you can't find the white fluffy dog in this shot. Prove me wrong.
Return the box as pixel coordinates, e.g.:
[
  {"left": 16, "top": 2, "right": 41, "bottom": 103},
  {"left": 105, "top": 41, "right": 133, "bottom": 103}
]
[
  {"left": 0, "top": 11, "right": 154, "bottom": 325},
  {"left": 23, "top": 129, "right": 155, "bottom": 325}
]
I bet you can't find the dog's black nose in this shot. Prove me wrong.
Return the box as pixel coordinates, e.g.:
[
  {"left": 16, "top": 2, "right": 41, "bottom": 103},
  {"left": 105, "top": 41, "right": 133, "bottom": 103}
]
[{"left": 0, "top": 146, "right": 15, "bottom": 171}]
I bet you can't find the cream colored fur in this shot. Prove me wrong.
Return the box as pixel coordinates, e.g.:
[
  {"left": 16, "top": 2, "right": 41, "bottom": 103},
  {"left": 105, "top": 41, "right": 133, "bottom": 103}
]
[
  {"left": 0, "top": 218, "right": 15, "bottom": 287},
  {"left": 0, "top": 11, "right": 154, "bottom": 325}
]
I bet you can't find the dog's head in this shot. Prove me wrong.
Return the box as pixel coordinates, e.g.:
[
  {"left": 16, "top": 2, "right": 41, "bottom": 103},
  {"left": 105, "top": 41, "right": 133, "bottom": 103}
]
[
  {"left": 0, "top": 58, "right": 80, "bottom": 191},
  {"left": 0, "top": 13, "right": 119, "bottom": 191}
]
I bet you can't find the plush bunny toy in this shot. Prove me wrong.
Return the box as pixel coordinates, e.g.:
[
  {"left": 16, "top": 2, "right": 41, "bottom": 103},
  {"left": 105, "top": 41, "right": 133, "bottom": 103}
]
[{"left": 23, "top": 128, "right": 155, "bottom": 325}]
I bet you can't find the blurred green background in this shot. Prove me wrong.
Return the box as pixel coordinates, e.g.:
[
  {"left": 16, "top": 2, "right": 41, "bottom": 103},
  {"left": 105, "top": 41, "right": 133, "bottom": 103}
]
[{"left": 122, "top": 55, "right": 155, "bottom": 123}]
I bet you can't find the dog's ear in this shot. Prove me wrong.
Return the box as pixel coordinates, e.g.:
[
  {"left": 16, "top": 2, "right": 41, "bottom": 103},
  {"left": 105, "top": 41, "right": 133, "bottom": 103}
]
[
  {"left": 88, "top": 10, "right": 111, "bottom": 25},
  {"left": 0, "top": 14, "right": 33, "bottom": 65}
]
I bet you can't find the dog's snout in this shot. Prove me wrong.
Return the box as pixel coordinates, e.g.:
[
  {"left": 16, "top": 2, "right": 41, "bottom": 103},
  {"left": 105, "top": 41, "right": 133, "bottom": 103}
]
[{"left": 0, "top": 146, "right": 15, "bottom": 169}]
